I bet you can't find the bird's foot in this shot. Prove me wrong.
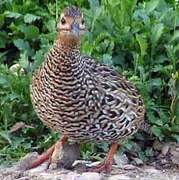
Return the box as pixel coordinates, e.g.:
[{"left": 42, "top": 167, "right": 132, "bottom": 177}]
[
  {"left": 86, "top": 160, "right": 113, "bottom": 173},
  {"left": 28, "top": 135, "right": 68, "bottom": 170},
  {"left": 85, "top": 143, "right": 118, "bottom": 173}
]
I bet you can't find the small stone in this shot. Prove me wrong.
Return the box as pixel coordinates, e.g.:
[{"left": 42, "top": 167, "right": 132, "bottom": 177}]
[
  {"left": 79, "top": 172, "right": 103, "bottom": 180},
  {"left": 16, "top": 177, "right": 30, "bottom": 180},
  {"left": 73, "top": 160, "right": 92, "bottom": 167},
  {"left": 17, "top": 152, "right": 39, "bottom": 171},
  {"left": 108, "top": 175, "right": 131, "bottom": 180},
  {"left": 58, "top": 172, "right": 80, "bottom": 180},
  {"left": 0, "top": 167, "right": 23, "bottom": 180},
  {"left": 161, "top": 144, "right": 170, "bottom": 156},
  {"left": 49, "top": 142, "right": 80, "bottom": 170},
  {"left": 27, "top": 161, "right": 49, "bottom": 173},
  {"left": 114, "top": 154, "right": 128, "bottom": 168},
  {"left": 122, "top": 164, "right": 136, "bottom": 170},
  {"left": 160, "top": 158, "right": 168, "bottom": 165},
  {"left": 133, "top": 158, "right": 143, "bottom": 165},
  {"left": 144, "top": 166, "right": 160, "bottom": 174},
  {"left": 90, "top": 161, "right": 101, "bottom": 167},
  {"left": 170, "top": 149, "right": 179, "bottom": 158},
  {"left": 153, "top": 140, "right": 163, "bottom": 151},
  {"left": 171, "top": 156, "right": 179, "bottom": 165},
  {"left": 73, "top": 160, "right": 97, "bottom": 173},
  {"left": 73, "top": 163, "right": 87, "bottom": 173}
]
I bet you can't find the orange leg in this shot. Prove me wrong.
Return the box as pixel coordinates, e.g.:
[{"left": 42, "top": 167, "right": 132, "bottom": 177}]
[
  {"left": 87, "top": 143, "right": 119, "bottom": 173},
  {"left": 28, "top": 134, "right": 68, "bottom": 169}
]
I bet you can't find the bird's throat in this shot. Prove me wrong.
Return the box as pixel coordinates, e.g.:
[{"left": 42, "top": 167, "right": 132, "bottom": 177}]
[{"left": 56, "top": 33, "right": 80, "bottom": 50}]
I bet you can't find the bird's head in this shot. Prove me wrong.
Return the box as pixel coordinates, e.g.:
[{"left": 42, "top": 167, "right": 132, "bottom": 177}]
[{"left": 56, "top": 6, "right": 86, "bottom": 47}]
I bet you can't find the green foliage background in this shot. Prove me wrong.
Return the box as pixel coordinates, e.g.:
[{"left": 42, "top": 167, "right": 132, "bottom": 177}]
[{"left": 0, "top": 0, "right": 179, "bottom": 164}]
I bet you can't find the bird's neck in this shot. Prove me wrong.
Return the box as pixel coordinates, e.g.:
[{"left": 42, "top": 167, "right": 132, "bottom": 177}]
[
  {"left": 43, "top": 38, "right": 83, "bottom": 79},
  {"left": 56, "top": 34, "right": 80, "bottom": 51}
]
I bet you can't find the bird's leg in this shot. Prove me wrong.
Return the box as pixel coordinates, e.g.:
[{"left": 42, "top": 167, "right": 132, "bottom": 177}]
[
  {"left": 87, "top": 143, "right": 119, "bottom": 173},
  {"left": 28, "top": 134, "right": 68, "bottom": 169},
  {"left": 48, "top": 135, "right": 68, "bottom": 169}
]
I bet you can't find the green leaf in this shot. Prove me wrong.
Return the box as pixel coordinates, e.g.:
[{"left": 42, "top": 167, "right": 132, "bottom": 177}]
[
  {"left": 136, "top": 34, "right": 148, "bottom": 59},
  {"left": 0, "top": 31, "right": 8, "bottom": 48},
  {"left": 4, "top": 11, "right": 22, "bottom": 19},
  {"left": 101, "top": 54, "right": 113, "bottom": 66},
  {"left": 171, "top": 31, "right": 179, "bottom": 42},
  {"left": 88, "top": 0, "right": 100, "bottom": 10},
  {"left": 0, "top": 76, "right": 9, "bottom": 86},
  {"left": 13, "top": 38, "right": 33, "bottom": 56},
  {"left": 172, "top": 134, "right": 179, "bottom": 142},
  {"left": 145, "top": 0, "right": 160, "bottom": 13},
  {"left": 0, "top": 52, "right": 7, "bottom": 63},
  {"left": 81, "top": 41, "right": 93, "bottom": 56},
  {"left": 45, "top": 19, "right": 56, "bottom": 32},
  {"left": 19, "top": 52, "right": 29, "bottom": 69},
  {"left": 150, "top": 78, "right": 162, "bottom": 87},
  {"left": 32, "top": 50, "right": 44, "bottom": 70},
  {"left": 24, "top": 25, "right": 39, "bottom": 39},
  {"left": 151, "top": 126, "right": 163, "bottom": 139},
  {"left": 0, "top": 15, "right": 4, "bottom": 28},
  {"left": 0, "top": 131, "right": 12, "bottom": 145},
  {"left": 151, "top": 23, "right": 164, "bottom": 48},
  {"left": 24, "top": 14, "right": 40, "bottom": 23},
  {"left": 13, "top": 39, "right": 30, "bottom": 51}
]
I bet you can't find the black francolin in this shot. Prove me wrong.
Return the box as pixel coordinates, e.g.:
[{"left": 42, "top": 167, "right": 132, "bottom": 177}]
[{"left": 30, "top": 6, "right": 145, "bottom": 173}]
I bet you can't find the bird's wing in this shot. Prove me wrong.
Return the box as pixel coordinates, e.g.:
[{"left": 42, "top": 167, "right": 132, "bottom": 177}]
[
  {"left": 83, "top": 55, "right": 145, "bottom": 131},
  {"left": 82, "top": 55, "right": 137, "bottom": 95}
]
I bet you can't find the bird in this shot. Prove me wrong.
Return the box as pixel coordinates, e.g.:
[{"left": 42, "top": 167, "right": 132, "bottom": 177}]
[{"left": 30, "top": 6, "right": 145, "bottom": 173}]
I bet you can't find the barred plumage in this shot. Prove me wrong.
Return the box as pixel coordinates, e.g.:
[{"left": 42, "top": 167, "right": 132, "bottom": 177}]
[
  {"left": 31, "top": 42, "right": 144, "bottom": 142},
  {"left": 30, "top": 6, "right": 145, "bottom": 172}
]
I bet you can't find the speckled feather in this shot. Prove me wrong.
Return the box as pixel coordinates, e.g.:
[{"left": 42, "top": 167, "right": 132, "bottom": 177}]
[{"left": 30, "top": 7, "right": 145, "bottom": 143}]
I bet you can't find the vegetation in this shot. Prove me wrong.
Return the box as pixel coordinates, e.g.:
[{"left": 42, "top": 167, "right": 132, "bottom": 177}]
[{"left": 0, "top": 0, "right": 179, "bottom": 165}]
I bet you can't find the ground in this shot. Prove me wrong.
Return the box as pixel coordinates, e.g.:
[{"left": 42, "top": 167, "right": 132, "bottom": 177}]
[
  {"left": 0, "top": 163, "right": 179, "bottom": 180},
  {"left": 0, "top": 141, "right": 179, "bottom": 180}
]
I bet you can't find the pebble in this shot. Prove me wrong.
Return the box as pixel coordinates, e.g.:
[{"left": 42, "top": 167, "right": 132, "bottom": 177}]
[
  {"left": 122, "top": 164, "right": 136, "bottom": 170},
  {"left": 161, "top": 144, "right": 170, "bottom": 156},
  {"left": 58, "top": 172, "right": 80, "bottom": 180},
  {"left": 27, "top": 162, "right": 49, "bottom": 173},
  {"left": 108, "top": 175, "right": 130, "bottom": 180},
  {"left": 17, "top": 152, "right": 39, "bottom": 171},
  {"left": 133, "top": 158, "right": 143, "bottom": 165},
  {"left": 144, "top": 166, "right": 160, "bottom": 174},
  {"left": 114, "top": 154, "right": 128, "bottom": 168},
  {"left": 79, "top": 172, "right": 103, "bottom": 180}
]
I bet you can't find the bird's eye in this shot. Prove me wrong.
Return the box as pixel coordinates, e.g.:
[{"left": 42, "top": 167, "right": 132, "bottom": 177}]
[
  {"left": 61, "top": 17, "right": 66, "bottom": 25},
  {"left": 81, "top": 19, "right": 85, "bottom": 25}
]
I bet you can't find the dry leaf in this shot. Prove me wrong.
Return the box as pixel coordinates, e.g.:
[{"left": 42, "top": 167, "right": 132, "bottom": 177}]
[
  {"left": 9, "top": 122, "right": 26, "bottom": 133},
  {"left": 9, "top": 122, "right": 34, "bottom": 133}
]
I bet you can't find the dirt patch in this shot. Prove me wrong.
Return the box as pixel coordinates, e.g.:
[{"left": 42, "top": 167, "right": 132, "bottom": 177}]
[{"left": 0, "top": 164, "right": 179, "bottom": 180}]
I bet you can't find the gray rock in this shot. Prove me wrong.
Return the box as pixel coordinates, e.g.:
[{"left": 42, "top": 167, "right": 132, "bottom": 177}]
[
  {"left": 49, "top": 142, "right": 80, "bottom": 170},
  {"left": 17, "top": 152, "right": 39, "bottom": 171},
  {"left": 133, "top": 158, "right": 143, "bottom": 165},
  {"left": 79, "top": 172, "right": 103, "bottom": 180},
  {"left": 108, "top": 175, "right": 131, "bottom": 180},
  {"left": 114, "top": 154, "right": 128, "bottom": 168},
  {"left": 161, "top": 144, "right": 170, "bottom": 156}
]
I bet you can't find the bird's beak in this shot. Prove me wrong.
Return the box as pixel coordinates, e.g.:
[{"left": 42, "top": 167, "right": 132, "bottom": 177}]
[{"left": 71, "top": 22, "right": 80, "bottom": 37}]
